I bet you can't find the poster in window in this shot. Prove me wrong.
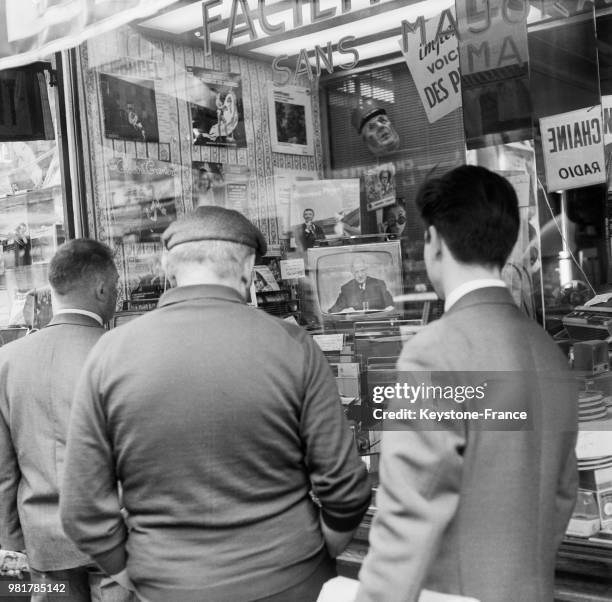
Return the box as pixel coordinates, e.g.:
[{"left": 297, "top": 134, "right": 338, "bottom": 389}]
[
  {"left": 186, "top": 67, "right": 246, "bottom": 148},
  {"left": 364, "top": 163, "right": 396, "bottom": 211},
  {"left": 192, "top": 161, "right": 225, "bottom": 209},
  {"left": 289, "top": 179, "right": 360, "bottom": 252},
  {"left": 120, "top": 241, "right": 167, "bottom": 311},
  {"left": 191, "top": 162, "right": 250, "bottom": 214},
  {"left": 100, "top": 73, "right": 159, "bottom": 142},
  {"left": 106, "top": 157, "right": 177, "bottom": 243},
  {"left": 268, "top": 84, "right": 314, "bottom": 156}
]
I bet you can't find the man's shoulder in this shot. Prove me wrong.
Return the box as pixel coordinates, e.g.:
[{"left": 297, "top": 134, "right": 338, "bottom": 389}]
[
  {"left": 397, "top": 317, "right": 453, "bottom": 369},
  {"left": 341, "top": 279, "right": 357, "bottom": 291},
  {"left": 0, "top": 323, "right": 103, "bottom": 365},
  {"left": 248, "top": 306, "right": 311, "bottom": 342}
]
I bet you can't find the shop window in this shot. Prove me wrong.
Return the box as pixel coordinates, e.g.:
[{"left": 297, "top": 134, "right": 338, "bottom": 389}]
[
  {"left": 321, "top": 62, "right": 464, "bottom": 308},
  {"left": 0, "top": 60, "right": 64, "bottom": 329}
]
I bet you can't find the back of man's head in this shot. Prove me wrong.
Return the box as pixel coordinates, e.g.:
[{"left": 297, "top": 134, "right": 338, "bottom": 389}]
[
  {"left": 416, "top": 165, "right": 519, "bottom": 269},
  {"left": 49, "top": 239, "right": 116, "bottom": 295},
  {"left": 161, "top": 206, "right": 266, "bottom": 295},
  {"left": 48, "top": 239, "right": 118, "bottom": 321}
]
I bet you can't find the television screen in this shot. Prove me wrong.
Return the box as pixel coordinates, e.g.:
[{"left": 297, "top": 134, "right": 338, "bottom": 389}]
[
  {"left": 111, "top": 311, "right": 145, "bottom": 328},
  {"left": 303, "top": 241, "right": 402, "bottom": 327}
]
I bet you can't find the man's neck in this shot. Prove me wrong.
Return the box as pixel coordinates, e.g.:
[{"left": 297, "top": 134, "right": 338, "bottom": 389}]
[
  {"left": 440, "top": 262, "right": 502, "bottom": 300},
  {"left": 174, "top": 274, "right": 245, "bottom": 298}
]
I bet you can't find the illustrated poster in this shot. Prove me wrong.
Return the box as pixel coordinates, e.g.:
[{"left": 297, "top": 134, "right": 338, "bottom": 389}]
[
  {"left": 106, "top": 157, "right": 177, "bottom": 243},
  {"left": 100, "top": 73, "right": 159, "bottom": 142},
  {"left": 186, "top": 67, "right": 246, "bottom": 148},
  {"left": 268, "top": 83, "right": 314, "bottom": 155},
  {"left": 364, "top": 163, "right": 396, "bottom": 212}
]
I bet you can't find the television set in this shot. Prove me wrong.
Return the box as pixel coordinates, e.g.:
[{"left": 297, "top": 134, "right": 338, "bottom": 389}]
[
  {"left": 111, "top": 310, "right": 146, "bottom": 329},
  {"left": 303, "top": 241, "right": 403, "bottom": 330}
]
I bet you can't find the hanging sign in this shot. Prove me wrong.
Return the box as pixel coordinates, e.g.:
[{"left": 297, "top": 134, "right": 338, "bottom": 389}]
[
  {"left": 539, "top": 106, "right": 606, "bottom": 192},
  {"left": 400, "top": 9, "right": 461, "bottom": 124},
  {"left": 602, "top": 95, "right": 612, "bottom": 148}
]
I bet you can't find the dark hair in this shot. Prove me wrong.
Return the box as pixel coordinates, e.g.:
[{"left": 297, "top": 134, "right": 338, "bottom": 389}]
[
  {"left": 303, "top": 208, "right": 315, "bottom": 215},
  {"left": 48, "top": 239, "right": 116, "bottom": 295},
  {"left": 415, "top": 165, "right": 519, "bottom": 269}
]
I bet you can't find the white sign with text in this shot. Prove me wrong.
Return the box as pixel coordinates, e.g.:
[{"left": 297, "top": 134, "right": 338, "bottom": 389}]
[
  {"left": 539, "top": 106, "right": 606, "bottom": 192},
  {"left": 400, "top": 9, "right": 461, "bottom": 124}
]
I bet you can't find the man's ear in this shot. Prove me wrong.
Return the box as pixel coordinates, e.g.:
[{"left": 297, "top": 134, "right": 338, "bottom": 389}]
[
  {"left": 240, "top": 254, "right": 256, "bottom": 286},
  {"left": 428, "top": 225, "right": 443, "bottom": 258},
  {"left": 93, "top": 276, "right": 105, "bottom": 300}
]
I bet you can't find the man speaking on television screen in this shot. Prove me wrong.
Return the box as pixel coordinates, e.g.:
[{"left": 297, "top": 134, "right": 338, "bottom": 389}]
[{"left": 329, "top": 256, "right": 394, "bottom": 313}]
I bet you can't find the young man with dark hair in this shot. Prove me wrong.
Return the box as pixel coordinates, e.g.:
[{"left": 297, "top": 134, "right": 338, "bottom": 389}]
[
  {"left": 356, "top": 165, "right": 578, "bottom": 602},
  {"left": 0, "top": 239, "right": 130, "bottom": 602}
]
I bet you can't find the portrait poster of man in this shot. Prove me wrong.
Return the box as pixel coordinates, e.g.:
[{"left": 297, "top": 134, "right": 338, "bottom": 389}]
[
  {"left": 364, "top": 162, "right": 396, "bottom": 211},
  {"left": 187, "top": 67, "right": 246, "bottom": 148},
  {"left": 268, "top": 84, "right": 314, "bottom": 155},
  {"left": 100, "top": 73, "right": 159, "bottom": 142},
  {"left": 106, "top": 157, "right": 177, "bottom": 243},
  {"left": 192, "top": 161, "right": 224, "bottom": 209},
  {"left": 289, "top": 179, "right": 360, "bottom": 248}
]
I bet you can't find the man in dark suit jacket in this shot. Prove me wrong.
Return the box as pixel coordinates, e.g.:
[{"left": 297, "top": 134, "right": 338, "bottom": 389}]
[
  {"left": 0, "top": 239, "right": 134, "bottom": 602},
  {"left": 295, "top": 208, "right": 325, "bottom": 252},
  {"left": 329, "top": 256, "right": 394, "bottom": 313},
  {"left": 356, "top": 166, "right": 578, "bottom": 602}
]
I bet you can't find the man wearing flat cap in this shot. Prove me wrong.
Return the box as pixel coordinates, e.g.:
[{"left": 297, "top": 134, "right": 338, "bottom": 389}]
[
  {"left": 60, "top": 206, "right": 371, "bottom": 602},
  {"left": 351, "top": 98, "right": 400, "bottom": 156}
]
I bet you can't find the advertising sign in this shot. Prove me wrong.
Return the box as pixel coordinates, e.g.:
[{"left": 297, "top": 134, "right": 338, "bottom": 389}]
[
  {"left": 400, "top": 9, "right": 461, "bottom": 124},
  {"left": 539, "top": 106, "right": 606, "bottom": 192}
]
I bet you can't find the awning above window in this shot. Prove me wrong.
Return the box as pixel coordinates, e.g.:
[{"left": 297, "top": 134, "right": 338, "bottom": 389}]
[{"left": 0, "top": 0, "right": 180, "bottom": 71}]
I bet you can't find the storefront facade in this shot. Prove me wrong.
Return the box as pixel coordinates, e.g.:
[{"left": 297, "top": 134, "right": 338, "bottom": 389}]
[{"left": 1, "top": 0, "right": 612, "bottom": 597}]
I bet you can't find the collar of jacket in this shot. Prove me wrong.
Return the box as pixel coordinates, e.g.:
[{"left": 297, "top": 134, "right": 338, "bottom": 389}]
[
  {"left": 158, "top": 284, "right": 245, "bottom": 308},
  {"left": 46, "top": 313, "right": 105, "bottom": 329},
  {"left": 445, "top": 286, "right": 515, "bottom": 316}
]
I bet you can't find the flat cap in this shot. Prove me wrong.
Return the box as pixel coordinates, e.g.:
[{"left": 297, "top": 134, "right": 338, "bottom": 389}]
[
  {"left": 162, "top": 205, "right": 267, "bottom": 255},
  {"left": 351, "top": 99, "right": 386, "bottom": 134}
]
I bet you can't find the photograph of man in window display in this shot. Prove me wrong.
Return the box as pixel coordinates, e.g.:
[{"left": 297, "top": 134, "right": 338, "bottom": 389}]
[
  {"left": 294, "top": 208, "right": 325, "bottom": 252},
  {"left": 379, "top": 168, "right": 393, "bottom": 196},
  {"left": 328, "top": 256, "right": 395, "bottom": 313},
  {"left": 194, "top": 167, "right": 215, "bottom": 207},
  {"left": 382, "top": 201, "right": 407, "bottom": 237}
]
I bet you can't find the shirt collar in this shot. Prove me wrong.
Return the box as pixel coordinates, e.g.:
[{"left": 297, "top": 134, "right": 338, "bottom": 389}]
[
  {"left": 53, "top": 308, "right": 104, "bottom": 326},
  {"left": 444, "top": 279, "right": 507, "bottom": 312},
  {"left": 158, "top": 284, "right": 245, "bottom": 308}
]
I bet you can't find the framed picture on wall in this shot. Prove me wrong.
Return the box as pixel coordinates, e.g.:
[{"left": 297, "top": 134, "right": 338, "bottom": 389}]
[
  {"left": 100, "top": 73, "right": 160, "bottom": 143},
  {"left": 268, "top": 83, "right": 314, "bottom": 156},
  {"left": 186, "top": 67, "right": 246, "bottom": 148}
]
